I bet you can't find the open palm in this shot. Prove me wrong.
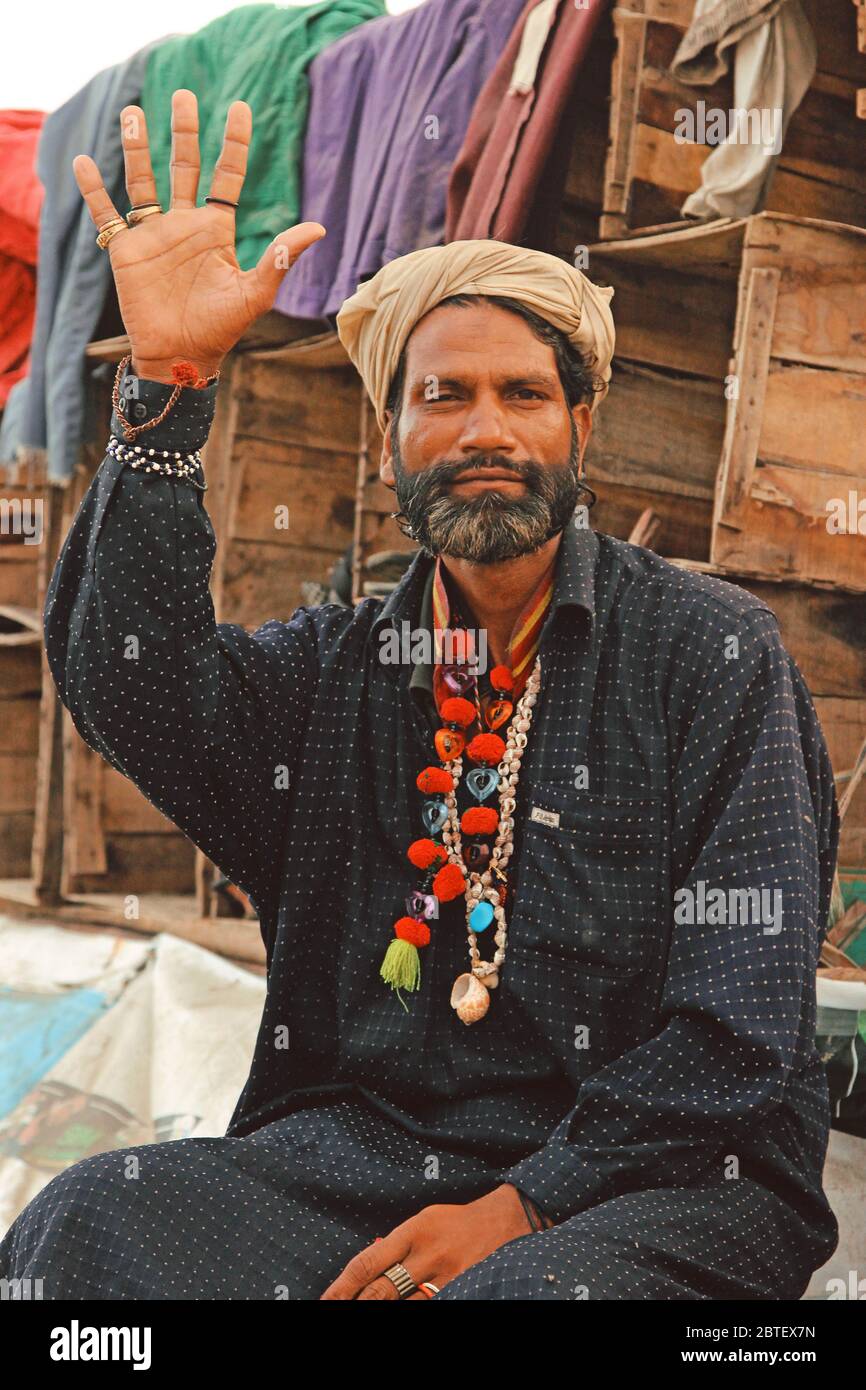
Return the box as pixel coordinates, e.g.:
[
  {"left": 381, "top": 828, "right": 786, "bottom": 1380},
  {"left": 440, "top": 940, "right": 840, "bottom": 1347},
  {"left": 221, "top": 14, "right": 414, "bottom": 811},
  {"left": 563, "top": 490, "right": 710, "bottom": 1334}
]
[{"left": 73, "top": 89, "right": 325, "bottom": 383}]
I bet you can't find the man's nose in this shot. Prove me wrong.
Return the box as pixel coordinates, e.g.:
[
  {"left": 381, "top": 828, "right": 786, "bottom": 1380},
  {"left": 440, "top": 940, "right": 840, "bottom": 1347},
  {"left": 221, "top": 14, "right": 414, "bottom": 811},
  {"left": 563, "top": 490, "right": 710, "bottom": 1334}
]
[{"left": 456, "top": 398, "right": 517, "bottom": 454}]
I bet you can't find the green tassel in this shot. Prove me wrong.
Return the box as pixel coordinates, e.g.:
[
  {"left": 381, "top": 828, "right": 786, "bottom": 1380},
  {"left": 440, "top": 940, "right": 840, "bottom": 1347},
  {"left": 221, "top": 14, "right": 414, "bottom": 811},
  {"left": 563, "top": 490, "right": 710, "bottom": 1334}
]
[{"left": 380, "top": 938, "right": 421, "bottom": 1011}]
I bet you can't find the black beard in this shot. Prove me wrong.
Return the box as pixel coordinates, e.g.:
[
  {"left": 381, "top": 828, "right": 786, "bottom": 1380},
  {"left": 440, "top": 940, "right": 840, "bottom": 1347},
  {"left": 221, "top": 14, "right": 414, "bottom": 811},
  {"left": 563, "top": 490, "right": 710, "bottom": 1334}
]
[{"left": 391, "top": 419, "right": 583, "bottom": 563}]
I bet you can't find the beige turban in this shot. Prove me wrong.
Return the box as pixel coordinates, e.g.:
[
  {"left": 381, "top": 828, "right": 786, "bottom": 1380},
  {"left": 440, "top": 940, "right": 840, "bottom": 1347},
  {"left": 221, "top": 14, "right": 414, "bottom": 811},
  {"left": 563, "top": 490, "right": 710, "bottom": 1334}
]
[{"left": 335, "top": 240, "right": 616, "bottom": 433}]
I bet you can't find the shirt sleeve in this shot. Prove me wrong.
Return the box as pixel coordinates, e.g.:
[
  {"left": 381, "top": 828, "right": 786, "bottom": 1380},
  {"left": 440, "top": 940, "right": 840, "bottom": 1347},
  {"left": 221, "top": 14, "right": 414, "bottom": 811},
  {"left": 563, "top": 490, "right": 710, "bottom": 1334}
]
[
  {"left": 44, "top": 366, "right": 320, "bottom": 924},
  {"left": 498, "top": 606, "right": 839, "bottom": 1225}
]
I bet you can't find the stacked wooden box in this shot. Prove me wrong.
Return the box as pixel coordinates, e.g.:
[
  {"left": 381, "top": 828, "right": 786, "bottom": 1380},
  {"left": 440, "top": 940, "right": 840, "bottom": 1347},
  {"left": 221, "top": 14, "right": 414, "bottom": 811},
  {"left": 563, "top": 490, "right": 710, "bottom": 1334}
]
[
  {"left": 555, "top": 0, "right": 866, "bottom": 251},
  {"left": 585, "top": 210, "right": 866, "bottom": 870}
]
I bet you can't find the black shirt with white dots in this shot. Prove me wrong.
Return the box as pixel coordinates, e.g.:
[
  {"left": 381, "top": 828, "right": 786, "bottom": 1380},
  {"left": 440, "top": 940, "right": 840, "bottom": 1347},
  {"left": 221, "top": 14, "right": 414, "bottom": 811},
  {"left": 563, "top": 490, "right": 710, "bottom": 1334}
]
[{"left": 43, "top": 365, "right": 839, "bottom": 1234}]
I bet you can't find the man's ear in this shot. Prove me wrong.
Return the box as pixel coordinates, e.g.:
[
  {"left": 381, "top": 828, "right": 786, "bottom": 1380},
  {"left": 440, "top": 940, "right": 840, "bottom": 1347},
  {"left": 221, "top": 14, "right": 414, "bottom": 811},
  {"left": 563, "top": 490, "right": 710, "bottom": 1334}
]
[
  {"left": 380, "top": 412, "right": 396, "bottom": 488},
  {"left": 573, "top": 403, "right": 592, "bottom": 477}
]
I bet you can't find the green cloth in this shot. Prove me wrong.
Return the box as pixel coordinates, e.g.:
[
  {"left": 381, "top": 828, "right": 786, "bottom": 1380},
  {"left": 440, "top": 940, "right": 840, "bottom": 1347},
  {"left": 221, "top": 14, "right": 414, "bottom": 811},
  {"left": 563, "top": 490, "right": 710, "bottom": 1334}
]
[{"left": 141, "top": 1, "right": 385, "bottom": 270}]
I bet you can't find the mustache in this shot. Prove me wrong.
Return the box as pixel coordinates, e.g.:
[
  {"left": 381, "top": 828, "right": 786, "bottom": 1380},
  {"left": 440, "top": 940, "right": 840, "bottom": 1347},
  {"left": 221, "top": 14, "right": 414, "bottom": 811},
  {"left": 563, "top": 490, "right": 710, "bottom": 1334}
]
[{"left": 412, "top": 454, "right": 549, "bottom": 490}]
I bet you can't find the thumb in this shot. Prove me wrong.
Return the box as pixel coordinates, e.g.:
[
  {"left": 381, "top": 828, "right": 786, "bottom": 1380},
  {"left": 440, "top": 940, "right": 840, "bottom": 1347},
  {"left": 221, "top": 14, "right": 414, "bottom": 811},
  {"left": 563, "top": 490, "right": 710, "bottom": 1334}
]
[{"left": 246, "top": 221, "right": 326, "bottom": 309}]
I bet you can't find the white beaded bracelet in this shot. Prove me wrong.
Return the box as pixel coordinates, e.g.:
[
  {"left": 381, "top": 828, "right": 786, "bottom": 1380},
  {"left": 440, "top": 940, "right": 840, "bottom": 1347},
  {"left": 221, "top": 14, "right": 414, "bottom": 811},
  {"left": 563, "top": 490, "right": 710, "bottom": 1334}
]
[{"left": 107, "top": 435, "right": 207, "bottom": 490}]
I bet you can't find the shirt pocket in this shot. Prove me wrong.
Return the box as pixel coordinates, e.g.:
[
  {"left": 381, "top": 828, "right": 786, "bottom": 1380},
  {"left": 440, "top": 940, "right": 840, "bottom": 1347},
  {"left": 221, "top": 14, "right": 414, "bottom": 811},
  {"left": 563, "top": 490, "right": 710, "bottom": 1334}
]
[{"left": 511, "top": 783, "right": 664, "bottom": 977}]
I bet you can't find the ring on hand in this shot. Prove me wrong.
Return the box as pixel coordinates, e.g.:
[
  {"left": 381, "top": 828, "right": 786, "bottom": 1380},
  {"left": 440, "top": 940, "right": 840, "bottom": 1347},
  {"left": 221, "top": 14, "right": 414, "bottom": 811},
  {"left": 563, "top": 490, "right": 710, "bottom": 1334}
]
[
  {"left": 126, "top": 203, "right": 163, "bottom": 225},
  {"left": 382, "top": 1262, "right": 417, "bottom": 1299},
  {"left": 95, "top": 218, "right": 128, "bottom": 249},
  {"left": 418, "top": 1282, "right": 440, "bottom": 1298}
]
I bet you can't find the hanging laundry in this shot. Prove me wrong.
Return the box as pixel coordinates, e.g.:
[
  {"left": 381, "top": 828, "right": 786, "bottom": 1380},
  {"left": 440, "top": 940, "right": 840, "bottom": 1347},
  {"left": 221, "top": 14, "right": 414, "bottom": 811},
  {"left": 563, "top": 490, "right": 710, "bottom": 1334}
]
[
  {"left": 274, "top": 0, "right": 527, "bottom": 325},
  {"left": 142, "top": 1, "right": 385, "bottom": 275},
  {"left": 0, "top": 112, "right": 44, "bottom": 410},
  {"left": 0, "top": 46, "right": 159, "bottom": 482},
  {"left": 670, "top": 0, "right": 817, "bottom": 220},
  {"left": 446, "top": 0, "right": 608, "bottom": 250}
]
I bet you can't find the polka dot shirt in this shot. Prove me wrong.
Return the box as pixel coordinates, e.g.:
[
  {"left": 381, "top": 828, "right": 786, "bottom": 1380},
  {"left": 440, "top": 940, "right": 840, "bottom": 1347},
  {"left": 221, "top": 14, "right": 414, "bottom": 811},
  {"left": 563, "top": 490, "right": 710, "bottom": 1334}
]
[{"left": 42, "top": 369, "right": 840, "bottom": 1236}]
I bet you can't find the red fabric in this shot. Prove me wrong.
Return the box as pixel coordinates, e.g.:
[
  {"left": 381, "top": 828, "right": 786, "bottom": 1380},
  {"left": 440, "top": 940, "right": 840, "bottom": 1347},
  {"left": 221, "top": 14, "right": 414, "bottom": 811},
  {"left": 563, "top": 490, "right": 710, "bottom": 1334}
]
[
  {"left": 445, "top": 0, "right": 607, "bottom": 249},
  {"left": 0, "top": 110, "right": 45, "bottom": 406}
]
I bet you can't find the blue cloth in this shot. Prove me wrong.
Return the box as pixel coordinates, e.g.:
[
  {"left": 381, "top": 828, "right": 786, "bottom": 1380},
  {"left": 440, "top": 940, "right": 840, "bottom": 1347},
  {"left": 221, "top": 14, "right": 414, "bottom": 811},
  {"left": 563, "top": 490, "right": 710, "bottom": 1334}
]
[
  {"left": 274, "top": 0, "right": 527, "bottom": 323},
  {"left": 28, "top": 371, "right": 840, "bottom": 1293},
  {"left": 0, "top": 987, "right": 108, "bottom": 1119},
  {"left": 0, "top": 45, "right": 158, "bottom": 482}
]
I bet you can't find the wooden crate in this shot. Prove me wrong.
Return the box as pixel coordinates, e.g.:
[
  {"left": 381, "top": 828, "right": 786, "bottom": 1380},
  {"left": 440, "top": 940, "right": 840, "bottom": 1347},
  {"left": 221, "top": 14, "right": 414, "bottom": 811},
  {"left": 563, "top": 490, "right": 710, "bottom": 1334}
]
[
  {"left": 555, "top": 0, "right": 866, "bottom": 248},
  {"left": 586, "top": 212, "right": 866, "bottom": 589}
]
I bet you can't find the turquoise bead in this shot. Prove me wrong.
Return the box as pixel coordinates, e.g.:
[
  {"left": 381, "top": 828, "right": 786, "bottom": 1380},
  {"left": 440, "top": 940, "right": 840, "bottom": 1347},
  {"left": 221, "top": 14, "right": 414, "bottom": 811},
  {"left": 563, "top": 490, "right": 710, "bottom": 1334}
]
[{"left": 469, "top": 901, "right": 494, "bottom": 932}]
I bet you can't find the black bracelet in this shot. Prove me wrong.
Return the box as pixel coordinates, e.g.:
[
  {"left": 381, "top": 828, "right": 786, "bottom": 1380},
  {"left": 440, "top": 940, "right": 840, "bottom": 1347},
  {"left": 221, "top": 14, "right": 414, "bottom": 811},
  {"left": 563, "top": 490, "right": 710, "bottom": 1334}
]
[{"left": 516, "top": 1188, "right": 543, "bottom": 1234}]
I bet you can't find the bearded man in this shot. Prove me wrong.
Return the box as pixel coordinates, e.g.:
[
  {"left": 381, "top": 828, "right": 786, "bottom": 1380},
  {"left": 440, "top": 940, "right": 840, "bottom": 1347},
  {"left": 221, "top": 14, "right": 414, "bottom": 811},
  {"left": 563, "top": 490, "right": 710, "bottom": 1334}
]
[{"left": 0, "top": 92, "right": 839, "bottom": 1301}]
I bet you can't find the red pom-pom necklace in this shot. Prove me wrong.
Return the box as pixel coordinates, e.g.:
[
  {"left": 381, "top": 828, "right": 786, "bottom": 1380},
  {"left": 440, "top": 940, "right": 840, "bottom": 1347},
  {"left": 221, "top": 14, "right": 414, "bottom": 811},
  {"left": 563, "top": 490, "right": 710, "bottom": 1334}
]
[{"left": 379, "top": 623, "right": 542, "bottom": 1022}]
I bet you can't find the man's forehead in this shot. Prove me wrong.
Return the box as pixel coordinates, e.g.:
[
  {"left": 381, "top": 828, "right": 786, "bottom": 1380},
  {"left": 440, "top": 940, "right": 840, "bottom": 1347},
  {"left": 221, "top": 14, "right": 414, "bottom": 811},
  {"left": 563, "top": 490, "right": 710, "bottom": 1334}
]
[{"left": 403, "top": 304, "right": 556, "bottom": 379}]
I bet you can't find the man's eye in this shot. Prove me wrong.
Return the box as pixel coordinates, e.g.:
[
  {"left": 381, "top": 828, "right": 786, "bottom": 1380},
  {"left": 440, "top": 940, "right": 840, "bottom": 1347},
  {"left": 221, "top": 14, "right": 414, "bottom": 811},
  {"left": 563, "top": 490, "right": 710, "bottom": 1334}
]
[{"left": 512, "top": 389, "right": 543, "bottom": 400}]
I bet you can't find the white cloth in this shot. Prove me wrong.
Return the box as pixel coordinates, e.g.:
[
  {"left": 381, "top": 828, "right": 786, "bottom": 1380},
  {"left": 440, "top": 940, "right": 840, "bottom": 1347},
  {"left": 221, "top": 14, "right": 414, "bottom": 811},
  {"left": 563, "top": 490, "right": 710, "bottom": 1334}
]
[{"left": 670, "top": 0, "right": 817, "bottom": 220}]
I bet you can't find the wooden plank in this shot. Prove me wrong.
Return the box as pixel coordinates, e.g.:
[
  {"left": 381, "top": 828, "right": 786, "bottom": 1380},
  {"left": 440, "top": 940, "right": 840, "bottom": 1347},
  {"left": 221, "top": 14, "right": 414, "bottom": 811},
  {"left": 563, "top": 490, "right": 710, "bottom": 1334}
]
[
  {"left": 0, "top": 696, "right": 39, "bottom": 752},
  {"left": 231, "top": 443, "right": 356, "bottom": 550},
  {"left": 591, "top": 360, "right": 726, "bottom": 502},
  {"left": 582, "top": 257, "right": 738, "bottom": 377},
  {"left": 219, "top": 540, "right": 347, "bottom": 627},
  {"left": 0, "top": 881, "right": 266, "bottom": 969},
  {"left": 815, "top": 696, "right": 866, "bottom": 868},
  {"left": 592, "top": 482, "right": 712, "bottom": 560},
  {"left": 0, "top": 645, "right": 41, "bottom": 698},
  {"left": 63, "top": 720, "right": 107, "bottom": 882},
  {"left": 713, "top": 266, "right": 779, "bottom": 525},
  {"left": 759, "top": 365, "right": 866, "bottom": 475},
  {"left": 0, "top": 754, "right": 36, "bottom": 813},
  {"left": 0, "top": 553, "right": 40, "bottom": 609},
  {"left": 31, "top": 480, "right": 71, "bottom": 906},
  {"left": 71, "top": 833, "right": 196, "bottom": 896},
  {"left": 233, "top": 357, "right": 363, "bottom": 454},
  {"left": 0, "top": 814, "right": 35, "bottom": 877},
  {"left": 603, "top": 9, "right": 648, "bottom": 222}
]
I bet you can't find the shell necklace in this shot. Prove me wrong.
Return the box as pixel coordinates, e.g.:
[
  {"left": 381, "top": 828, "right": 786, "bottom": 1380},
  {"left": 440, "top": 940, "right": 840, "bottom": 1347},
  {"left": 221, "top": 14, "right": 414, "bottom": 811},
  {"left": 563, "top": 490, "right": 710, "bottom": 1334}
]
[
  {"left": 443, "top": 657, "right": 541, "bottom": 1023},
  {"left": 379, "top": 635, "right": 542, "bottom": 1026}
]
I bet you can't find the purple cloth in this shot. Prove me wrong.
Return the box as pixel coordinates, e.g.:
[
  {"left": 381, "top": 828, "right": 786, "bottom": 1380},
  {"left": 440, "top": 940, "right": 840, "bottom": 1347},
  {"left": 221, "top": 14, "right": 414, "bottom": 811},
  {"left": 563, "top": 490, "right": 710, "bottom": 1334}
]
[{"left": 274, "top": 0, "right": 527, "bottom": 323}]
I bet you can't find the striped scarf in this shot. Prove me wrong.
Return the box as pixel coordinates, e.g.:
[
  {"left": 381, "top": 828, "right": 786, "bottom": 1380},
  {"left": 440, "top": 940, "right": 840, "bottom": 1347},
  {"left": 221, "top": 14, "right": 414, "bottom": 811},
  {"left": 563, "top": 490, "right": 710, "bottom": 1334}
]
[{"left": 431, "top": 555, "right": 555, "bottom": 711}]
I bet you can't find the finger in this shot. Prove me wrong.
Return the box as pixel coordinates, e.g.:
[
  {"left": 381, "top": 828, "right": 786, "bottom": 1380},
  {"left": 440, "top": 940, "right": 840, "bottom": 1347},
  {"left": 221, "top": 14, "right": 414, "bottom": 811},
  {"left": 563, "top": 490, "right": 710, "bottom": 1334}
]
[
  {"left": 356, "top": 1257, "right": 427, "bottom": 1302},
  {"left": 207, "top": 99, "right": 252, "bottom": 208},
  {"left": 318, "top": 1230, "right": 408, "bottom": 1301},
  {"left": 71, "top": 155, "right": 127, "bottom": 236},
  {"left": 119, "top": 106, "right": 159, "bottom": 212},
  {"left": 169, "top": 89, "right": 200, "bottom": 210},
  {"left": 244, "top": 222, "right": 326, "bottom": 313}
]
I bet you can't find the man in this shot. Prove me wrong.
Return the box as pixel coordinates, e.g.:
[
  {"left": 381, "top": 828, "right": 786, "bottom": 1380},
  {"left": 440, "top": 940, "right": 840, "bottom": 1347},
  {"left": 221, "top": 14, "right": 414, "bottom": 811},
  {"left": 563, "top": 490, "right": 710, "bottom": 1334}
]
[{"left": 0, "top": 92, "right": 839, "bottom": 1300}]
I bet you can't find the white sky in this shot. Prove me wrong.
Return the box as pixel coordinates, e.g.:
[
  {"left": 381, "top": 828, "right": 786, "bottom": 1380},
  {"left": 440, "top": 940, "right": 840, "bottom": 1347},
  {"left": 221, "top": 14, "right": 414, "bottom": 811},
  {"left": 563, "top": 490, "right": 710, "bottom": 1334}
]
[{"left": 2, "top": 0, "right": 423, "bottom": 112}]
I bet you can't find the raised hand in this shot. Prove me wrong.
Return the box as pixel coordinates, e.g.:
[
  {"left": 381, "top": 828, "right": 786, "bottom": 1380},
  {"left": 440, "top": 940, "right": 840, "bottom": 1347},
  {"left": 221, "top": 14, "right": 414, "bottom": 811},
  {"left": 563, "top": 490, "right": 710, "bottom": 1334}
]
[{"left": 73, "top": 89, "right": 326, "bottom": 383}]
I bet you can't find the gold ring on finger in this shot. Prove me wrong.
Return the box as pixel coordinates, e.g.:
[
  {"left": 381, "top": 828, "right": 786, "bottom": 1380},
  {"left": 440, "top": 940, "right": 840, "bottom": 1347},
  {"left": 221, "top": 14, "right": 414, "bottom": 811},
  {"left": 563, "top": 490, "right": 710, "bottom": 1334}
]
[
  {"left": 95, "top": 218, "right": 129, "bottom": 249},
  {"left": 381, "top": 1262, "right": 417, "bottom": 1298},
  {"left": 419, "top": 1282, "right": 440, "bottom": 1296},
  {"left": 126, "top": 203, "right": 163, "bottom": 226}
]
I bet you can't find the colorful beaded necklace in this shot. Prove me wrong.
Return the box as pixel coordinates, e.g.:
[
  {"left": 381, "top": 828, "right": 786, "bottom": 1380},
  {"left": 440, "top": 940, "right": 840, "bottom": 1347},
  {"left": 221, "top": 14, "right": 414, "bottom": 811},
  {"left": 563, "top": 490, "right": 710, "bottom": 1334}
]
[{"left": 379, "top": 556, "right": 554, "bottom": 1024}]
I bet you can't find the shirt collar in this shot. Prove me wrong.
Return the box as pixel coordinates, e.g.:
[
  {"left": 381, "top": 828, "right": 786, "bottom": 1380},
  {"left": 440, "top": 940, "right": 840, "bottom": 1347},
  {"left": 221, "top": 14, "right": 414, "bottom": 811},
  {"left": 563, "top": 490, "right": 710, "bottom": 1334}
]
[{"left": 368, "top": 517, "right": 598, "bottom": 683}]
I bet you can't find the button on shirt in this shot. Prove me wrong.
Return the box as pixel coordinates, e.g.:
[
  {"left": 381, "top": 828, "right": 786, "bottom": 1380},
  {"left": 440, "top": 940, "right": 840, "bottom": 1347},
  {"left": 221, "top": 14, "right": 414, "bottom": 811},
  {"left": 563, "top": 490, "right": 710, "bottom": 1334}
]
[{"left": 42, "top": 368, "right": 839, "bottom": 1230}]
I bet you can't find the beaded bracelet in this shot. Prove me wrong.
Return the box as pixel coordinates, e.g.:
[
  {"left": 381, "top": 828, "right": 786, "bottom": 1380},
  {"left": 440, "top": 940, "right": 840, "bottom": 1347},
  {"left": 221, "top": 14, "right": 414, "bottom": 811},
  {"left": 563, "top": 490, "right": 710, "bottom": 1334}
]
[{"left": 107, "top": 435, "right": 208, "bottom": 491}]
